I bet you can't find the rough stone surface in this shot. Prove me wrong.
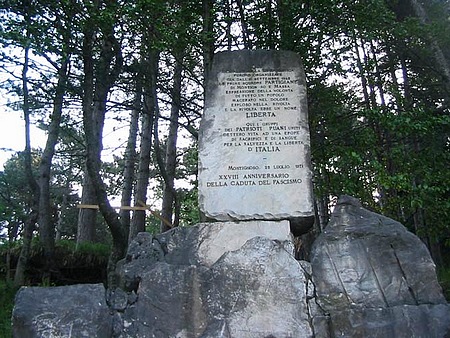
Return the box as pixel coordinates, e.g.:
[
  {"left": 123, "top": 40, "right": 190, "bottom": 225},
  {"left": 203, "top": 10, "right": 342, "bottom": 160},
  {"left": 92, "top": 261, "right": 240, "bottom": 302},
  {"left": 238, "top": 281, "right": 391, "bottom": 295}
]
[
  {"left": 116, "top": 237, "right": 313, "bottom": 338},
  {"left": 328, "top": 304, "right": 450, "bottom": 338},
  {"left": 117, "top": 220, "right": 291, "bottom": 292},
  {"left": 114, "top": 220, "right": 312, "bottom": 337},
  {"left": 310, "top": 195, "right": 450, "bottom": 337},
  {"left": 167, "top": 220, "right": 291, "bottom": 267},
  {"left": 201, "top": 237, "right": 312, "bottom": 338},
  {"left": 13, "top": 222, "right": 313, "bottom": 338},
  {"left": 198, "top": 50, "right": 314, "bottom": 223},
  {"left": 12, "top": 283, "right": 112, "bottom": 338},
  {"left": 12, "top": 196, "right": 450, "bottom": 338}
]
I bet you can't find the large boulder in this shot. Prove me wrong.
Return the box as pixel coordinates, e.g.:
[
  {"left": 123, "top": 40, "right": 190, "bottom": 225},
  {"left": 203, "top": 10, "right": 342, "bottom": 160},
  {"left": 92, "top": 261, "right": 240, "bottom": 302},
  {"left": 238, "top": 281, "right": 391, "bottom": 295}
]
[
  {"left": 117, "top": 220, "right": 293, "bottom": 291},
  {"left": 114, "top": 220, "right": 315, "bottom": 337},
  {"left": 310, "top": 195, "right": 450, "bottom": 337},
  {"left": 12, "top": 283, "right": 112, "bottom": 338}
]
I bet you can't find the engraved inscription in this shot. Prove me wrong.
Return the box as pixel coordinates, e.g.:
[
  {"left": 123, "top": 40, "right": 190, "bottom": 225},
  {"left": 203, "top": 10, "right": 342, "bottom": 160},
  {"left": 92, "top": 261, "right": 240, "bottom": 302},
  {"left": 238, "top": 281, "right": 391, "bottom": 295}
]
[
  {"left": 198, "top": 51, "right": 314, "bottom": 221},
  {"left": 204, "top": 69, "right": 308, "bottom": 189}
]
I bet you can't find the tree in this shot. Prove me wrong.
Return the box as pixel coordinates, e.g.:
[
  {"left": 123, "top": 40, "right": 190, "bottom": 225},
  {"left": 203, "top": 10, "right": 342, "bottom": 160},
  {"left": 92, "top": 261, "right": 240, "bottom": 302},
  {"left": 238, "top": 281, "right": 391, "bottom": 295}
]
[
  {"left": 0, "top": 153, "right": 35, "bottom": 281},
  {"left": 1, "top": 0, "right": 84, "bottom": 283},
  {"left": 80, "top": 0, "right": 127, "bottom": 287},
  {"left": 226, "top": 0, "right": 449, "bottom": 262},
  {"left": 129, "top": 49, "right": 158, "bottom": 240},
  {"left": 77, "top": 175, "right": 98, "bottom": 244},
  {"left": 0, "top": 0, "right": 44, "bottom": 285},
  {"left": 128, "top": 0, "right": 163, "bottom": 241},
  {"left": 119, "top": 73, "right": 140, "bottom": 236},
  {"left": 1, "top": 0, "right": 448, "bottom": 284},
  {"left": 159, "top": 0, "right": 191, "bottom": 232},
  {"left": 35, "top": 1, "right": 75, "bottom": 276}
]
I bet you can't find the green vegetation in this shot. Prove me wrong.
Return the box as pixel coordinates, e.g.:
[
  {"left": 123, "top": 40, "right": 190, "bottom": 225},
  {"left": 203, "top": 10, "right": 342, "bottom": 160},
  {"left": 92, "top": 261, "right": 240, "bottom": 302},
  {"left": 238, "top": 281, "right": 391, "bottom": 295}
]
[
  {"left": 438, "top": 265, "right": 450, "bottom": 302},
  {"left": 0, "top": 240, "right": 110, "bottom": 285},
  {"left": 0, "top": 280, "right": 17, "bottom": 338},
  {"left": 0, "top": 2, "right": 448, "bottom": 333},
  {"left": 0, "top": 0, "right": 448, "bottom": 293},
  {"left": 59, "top": 240, "right": 111, "bottom": 260}
]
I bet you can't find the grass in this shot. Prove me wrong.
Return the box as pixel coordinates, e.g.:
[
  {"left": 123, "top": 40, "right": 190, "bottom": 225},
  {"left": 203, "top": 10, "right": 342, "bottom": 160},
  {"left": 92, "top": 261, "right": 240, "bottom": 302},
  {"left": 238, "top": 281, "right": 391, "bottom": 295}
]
[
  {"left": 0, "top": 280, "right": 17, "bottom": 338},
  {"left": 438, "top": 266, "right": 450, "bottom": 302}
]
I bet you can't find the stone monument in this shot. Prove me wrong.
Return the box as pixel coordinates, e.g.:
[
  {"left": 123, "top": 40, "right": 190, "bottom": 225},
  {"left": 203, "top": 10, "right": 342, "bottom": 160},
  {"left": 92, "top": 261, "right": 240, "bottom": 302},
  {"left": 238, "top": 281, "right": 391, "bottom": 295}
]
[
  {"left": 198, "top": 50, "right": 314, "bottom": 234},
  {"left": 12, "top": 51, "right": 450, "bottom": 338}
]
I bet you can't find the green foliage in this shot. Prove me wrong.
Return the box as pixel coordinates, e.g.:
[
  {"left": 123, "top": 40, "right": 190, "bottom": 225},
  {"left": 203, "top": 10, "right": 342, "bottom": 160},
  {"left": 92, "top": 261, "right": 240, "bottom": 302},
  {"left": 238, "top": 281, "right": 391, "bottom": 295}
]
[
  {"left": 0, "top": 0, "right": 449, "bottom": 279},
  {"left": 0, "top": 151, "right": 82, "bottom": 242},
  {"left": 177, "top": 144, "right": 200, "bottom": 226},
  {"left": 178, "top": 188, "right": 200, "bottom": 226},
  {"left": 438, "top": 267, "right": 450, "bottom": 302},
  {"left": 0, "top": 280, "right": 17, "bottom": 337},
  {"left": 145, "top": 214, "right": 162, "bottom": 235},
  {"left": 0, "top": 239, "right": 110, "bottom": 285},
  {"left": 0, "top": 152, "right": 38, "bottom": 247},
  {"left": 57, "top": 240, "right": 110, "bottom": 259}
]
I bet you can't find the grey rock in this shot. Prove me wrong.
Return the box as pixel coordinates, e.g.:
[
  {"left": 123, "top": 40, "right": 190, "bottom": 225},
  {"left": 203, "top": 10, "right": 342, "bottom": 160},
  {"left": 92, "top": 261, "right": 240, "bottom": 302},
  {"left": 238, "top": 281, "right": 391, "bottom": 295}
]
[
  {"left": 117, "top": 232, "right": 313, "bottom": 338},
  {"left": 12, "top": 283, "right": 112, "bottom": 338},
  {"left": 118, "top": 220, "right": 292, "bottom": 292},
  {"left": 107, "top": 287, "right": 130, "bottom": 312},
  {"left": 117, "top": 232, "right": 166, "bottom": 291},
  {"left": 119, "top": 263, "right": 209, "bottom": 337},
  {"left": 12, "top": 196, "right": 449, "bottom": 338},
  {"left": 311, "top": 195, "right": 450, "bottom": 337},
  {"left": 329, "top": 304, "right": 450, "bottom": 338},
  {"left": 201, "top": 237, "right": 313, "bottom": 338}
]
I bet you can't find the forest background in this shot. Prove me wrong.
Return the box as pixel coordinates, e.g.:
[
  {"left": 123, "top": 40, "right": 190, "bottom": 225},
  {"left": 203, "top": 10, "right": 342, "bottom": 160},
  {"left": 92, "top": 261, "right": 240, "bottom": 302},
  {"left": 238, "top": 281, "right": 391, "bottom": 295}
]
[{"left": 0, "top": 0, "right": 449, "bottom": 317}]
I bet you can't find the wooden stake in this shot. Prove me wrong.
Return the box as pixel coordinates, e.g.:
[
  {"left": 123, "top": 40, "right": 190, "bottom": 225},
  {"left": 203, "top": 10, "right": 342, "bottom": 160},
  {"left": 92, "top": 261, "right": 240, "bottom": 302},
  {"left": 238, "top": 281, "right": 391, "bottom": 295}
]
[
  {"left": 77, "top": 204, "right": 147, "bottom": 211},
  {"left": 77, "top": 202, "right": 173, "bottom": 229},
  {"left": 136, "top": 201, "right": 173, "bottom": 229}
]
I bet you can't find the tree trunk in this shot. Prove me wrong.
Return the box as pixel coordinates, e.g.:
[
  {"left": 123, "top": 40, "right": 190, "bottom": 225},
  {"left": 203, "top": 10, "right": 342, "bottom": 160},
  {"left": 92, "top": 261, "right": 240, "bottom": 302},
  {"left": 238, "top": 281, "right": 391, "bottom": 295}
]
[
  {"left": 37, "top": 55, "right": 70, "bottom": 277},
  {"left": 82, "top": 1, "right": 127, "bottom": 287},
  {"left": 315, "top": 195, "right": 329, "bottom": 232},
  {"left": 370, "top": 40, "right": 387, "bottom": 108},
  {"left": 276, "top": 0, "right": 295, "bottom": 50},
  {"left": 14, "top": 42, "right": 39, "bottom": 286},
  {"left": 202, "top": 0, "right": 215, "bottom": 82},
  {"left": 352, "top": 33, "right": 371, "bottom": 110},
  {"left": 360, "top": 39, "right": 378, "bottom": 108},
  {"left": 160, "top": 52, "right": 183, "bottom": 232},
  {"left": 409, "top": 0, "right": 450, "bottom": 105},
  {"left": 235, "top": 0, "right": 252, "bottom": 49},
  {"left": 120, "top": 74, "right": 141, "bottom": 233},
  {"left": 77, "top": 170, "right": 97, "bottom": 244},
  {"left": 266, "top": 1, "right": 276, "bottom": 49},
  {"left": 14, "top": 211, "right": 38, "bottom": 286},
  {"left": 224, "top": 0, "right": 232, "bottom": 50},
  {"left": 77, "top": 6, "right": 97, "bottom": 246},
  {"left": 130, "top": 49, "right": 159, "bottom": 241}
]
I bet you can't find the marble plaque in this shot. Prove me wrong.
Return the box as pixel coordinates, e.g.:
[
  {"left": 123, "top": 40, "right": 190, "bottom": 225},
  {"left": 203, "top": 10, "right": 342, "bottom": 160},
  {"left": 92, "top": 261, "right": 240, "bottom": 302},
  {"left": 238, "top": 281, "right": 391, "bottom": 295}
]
[{"left": 198, "top": 50, "right": 314, "bottom": 222}]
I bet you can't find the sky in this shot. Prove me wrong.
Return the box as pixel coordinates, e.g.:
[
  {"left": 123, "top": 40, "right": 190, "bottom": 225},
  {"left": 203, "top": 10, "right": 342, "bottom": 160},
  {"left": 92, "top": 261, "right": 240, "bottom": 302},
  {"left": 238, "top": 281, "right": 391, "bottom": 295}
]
[
  {"left": 0, "top": 107, "right": 47, "bottom": 170},
  {"left": 0, "top": 47, "right": 49, "bottom": 171}
]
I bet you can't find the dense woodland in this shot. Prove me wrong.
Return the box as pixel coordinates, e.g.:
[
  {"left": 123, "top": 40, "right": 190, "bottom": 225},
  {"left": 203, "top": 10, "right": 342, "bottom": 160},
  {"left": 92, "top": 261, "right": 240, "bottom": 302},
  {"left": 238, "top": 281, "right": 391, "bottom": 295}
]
[{"left": 0, "top": 0, "right": 449, "bottom": 287}]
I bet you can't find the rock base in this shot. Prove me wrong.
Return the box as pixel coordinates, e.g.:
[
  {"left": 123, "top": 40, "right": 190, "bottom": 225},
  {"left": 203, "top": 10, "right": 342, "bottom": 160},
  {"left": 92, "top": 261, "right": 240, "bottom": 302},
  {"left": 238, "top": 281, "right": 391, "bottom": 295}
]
[{"left": 12, "top": 199, "right": 450, "bottom": 337}]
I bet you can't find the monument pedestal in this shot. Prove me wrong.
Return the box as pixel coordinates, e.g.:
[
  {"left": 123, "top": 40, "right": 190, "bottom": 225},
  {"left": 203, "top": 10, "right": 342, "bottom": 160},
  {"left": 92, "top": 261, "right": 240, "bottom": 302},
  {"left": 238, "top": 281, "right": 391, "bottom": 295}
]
[{"left": 195, "top": 220, "right": 292, "bottom": 266}]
